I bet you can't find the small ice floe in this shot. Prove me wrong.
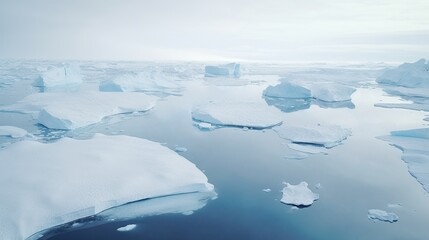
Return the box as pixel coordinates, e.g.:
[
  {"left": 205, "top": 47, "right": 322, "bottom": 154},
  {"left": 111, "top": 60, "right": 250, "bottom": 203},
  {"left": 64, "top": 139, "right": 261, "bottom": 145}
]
[
  {"left": 33, "top": 65, "right": 82, "bottom": 90},
  {"left": 192, "top": 102, "right": 282, "bottom": 130},
  {"left": 0, "top": 126, "right": 29, "bottom": 138},
  {"left": 174, "top": 146, "right": 188, "bottom": 152},
  {"left": 275, "top": 124, "right": 351, "bottom": 148},
  {"left": 262, "top": 188, "right": 271, "bottom": 192},
  {"left": 281, "top": 182, "right": 319, "bottom": 207},
  {"left": 205, "top": 63, "right": 240, "bottom": 78},
  {"left": 376, "top": 59, "right": 429, "bottom": 88},
  {"left": 378, "top": 128, "right": 429, "bottom": 193},
  {"left": 368, "top": 209, "right": 399, "bottom": 223},
  {"left": 99, "top": 72, "right": 183, "bottom": 96},
  {"left": 117, "top": 224, "right": 137, "bottom": 232},
  {"left": 0, "top": 92, "right": 157, "bottom": 130},
  {"left": 0, "top": 134, "right": 215, "bottom": 240}
]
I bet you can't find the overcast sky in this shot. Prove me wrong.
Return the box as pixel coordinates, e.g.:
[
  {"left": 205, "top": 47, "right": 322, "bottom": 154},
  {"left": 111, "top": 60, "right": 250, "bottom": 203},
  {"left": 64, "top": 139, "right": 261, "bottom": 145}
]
[{"left": 0, "top": 0, "right": 428, "bottom": 62}]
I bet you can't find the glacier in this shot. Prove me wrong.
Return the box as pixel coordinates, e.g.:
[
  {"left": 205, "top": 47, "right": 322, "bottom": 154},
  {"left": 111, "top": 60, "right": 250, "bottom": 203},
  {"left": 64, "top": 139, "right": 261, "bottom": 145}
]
[
  {"left": 378, "top": 128, "right": 429, "bottom": 192},
  {"left": 192, "top": 102, "right": 283, "bottom": 129},
  {"left": 281, "top": 182, "right": 319, "bottom": 207},
  {"left": 368, "top": 209, "right": 399, "bottom": 223},
  {"left": 0, "top": 134, "right": 215, "bottom": 240},
  {"left": 0, "top": 92, "right": 157, "bottom": 130},
  {"left": 33, "top": 65, "right": 82, "bottom": 90},
  {"left": 205, "top": 63, "right": 241, "bottom": 78}
]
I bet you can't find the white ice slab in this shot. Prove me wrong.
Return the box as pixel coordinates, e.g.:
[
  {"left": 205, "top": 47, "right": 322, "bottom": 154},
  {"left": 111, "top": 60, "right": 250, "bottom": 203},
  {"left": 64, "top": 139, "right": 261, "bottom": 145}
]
[
  {"left": 377, "top": 59, "right": 429, "bottom": 88},
  {"left": 0, "top": 134, "right": 214, "bottom": 240},
  {"left": 368, "top": 209, "right": 399, "bottom": 223},
  {"left": 275, "top": 124, "right": 351, "bottom": 148},
  {"left": 33, "top": 65, "right": 82, "bottom": 90},
  {"left": 192, "top": 102, "right": 282, "bottom": 129},
  {"left": 309, "top": 84, "right": 356, "bottom": 102},
  {"left": 0, "top": 126, "right": 28, "bottom": 138},
  {"left": 0, "top": 92, "right": 157, "bottom": 130},
  {"left": 99, "top": 72, "right": 183, "bottom": 96},
  {"left": 205, "top": 63, "right": 240, "bottom": 78},
  {"left": 263, "top": 81, "right": 311, "bottom": 99},
  {"left": 281, "top": 182, "right": 319, "bottom": 207}
]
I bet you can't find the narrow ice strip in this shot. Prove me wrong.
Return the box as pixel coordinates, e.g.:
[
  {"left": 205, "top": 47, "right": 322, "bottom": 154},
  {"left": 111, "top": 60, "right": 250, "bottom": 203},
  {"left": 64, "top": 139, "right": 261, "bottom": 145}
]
[
  {"left": 0, "top": 92, "right": 157, "bottom": 130},
  {"left": 117, "top": 224, "right": 137, "bottom": 232},
  {"left": 33, "top": 65, "right": 82, "bottom": 90},
  {"left": 0, "top": 126, "right": 28, "bottom": 138},
  {"left": 368, "top": 209, "right": 399, "bottom": 223},
  {"left": 281, "top": 182, "right": 319, "bottom": 207},
  {"left": 274, "top": 124, "right": 351, "bottom": 148},
  {"left": 376, "top": 59, "right": 429, "bottom": 88},
  {"left": 192, "top": 102, "right": 283, "bottom": 129},
  {"left": 205, "top": 63, "right": 240, "bottom": 78},
  {"left": 0, "top": 134, "right": 214, "bottom": 240}
]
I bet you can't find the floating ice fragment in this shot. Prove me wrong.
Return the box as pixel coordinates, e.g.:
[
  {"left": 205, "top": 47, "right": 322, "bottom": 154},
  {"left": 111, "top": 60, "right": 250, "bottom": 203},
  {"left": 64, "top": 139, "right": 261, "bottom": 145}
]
[
  {"left": 33, "top": 65, "right": 82, "bottom": 90},
  {"left": 205, "top": 63, "right": 240, "bottom": 78},
  {"left": 0, "top": 92, "right": 156, "bottom": 130},
  {"left": 0, "top": 134, "right": 215, "bottom": 240},
  {"left": 376, "top": 59, "right": 429, "bottom": 88},
  {"left": 368, "top": 209, "right": 399, "bottom": 223},
  {"left": 117, "top": 224, "right": 137, "bottom": 232},
  {"left": 0, "top": 126, "right": 28, "bottom": 138},
  {"left": 192, "top": 102, "right": 282, "bottom": 129},
  {"left": 281, "top": 182, "right": 319, "bottom": 207}
]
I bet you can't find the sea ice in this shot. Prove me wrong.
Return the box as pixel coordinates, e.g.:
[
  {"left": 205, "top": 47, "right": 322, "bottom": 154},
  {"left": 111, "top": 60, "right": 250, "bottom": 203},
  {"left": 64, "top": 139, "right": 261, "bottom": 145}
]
[
  {"left": 99, "top": 72, "right": 183, "bottom": 96},
  {"left": 376, "top": 59, "right": 429, "bottom": 88},
  {"left": 0, "top": 92, "right": 157, "bottom": 130},
  {"left": 0, "top": 134, "right": 214, "bottom": 240},
  {"left": 0, "top": 126, "right": 28, "bottom": 138},
  {"left": 281, "top": 182, "right": 319, "bottom": 207},
  {"left": 274, "top": 124, "right": 351, "bottom": 148},
  {"left": 205, "top": 63, "right": 241, "bottom": 78},
  {"left": 263, "top": 81, "right": 311, "bottom": 99},
  {"left": 192, "top": 102, "right": 282, "bottom": 129},
  {"left": 33, "top": 65, "right": 82, "bottom": 90},
  {"left": 368, "top": 209, "right": 399, "bottom": 223},
  {"left": 117, "top": 224, "right": 137, "bottom": 232}
]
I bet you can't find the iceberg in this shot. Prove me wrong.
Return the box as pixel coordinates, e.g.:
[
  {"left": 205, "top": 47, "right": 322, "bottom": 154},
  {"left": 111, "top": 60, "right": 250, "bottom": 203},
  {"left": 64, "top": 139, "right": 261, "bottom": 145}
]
[
  {"left": 99, "top": 72, "right": 183, "bottom": 96},
  {"left": 368, "top": 209, "right": 399, "bottom": 223},
  {"left": 263, "top": 81, "right": 311, "bottom": 99},
  {"left": 309, "top": 84, "right": 356, "bottom": 102},
  {"left": 378, "top": 128, "right": 429, "bottom": 192},
  {"left": 376, "top": 59, "right": 429, "bottom": 88},
  {"left": 0, "top": 126, "right": 28, "bottom": 138},
  {"left": 205, "top": 63, "right": 241, "bottom": 78},
  {"left": 192, "top": 102, "right": 282, "bottom": 129},
  {"left": 33, "top": 65, "right": 82, "bottom": 90},
  {"left": 0, "top": 92, "right": 157, "bottom": 130},
  {"left": 281, "top": 182, "right": 319, "bottom": 207},
  {"left": 274, "top": 124, "right": 351, "bottom": 148},
  {"left": 0, "top": 134, "right": 215, "bottom": 240}
]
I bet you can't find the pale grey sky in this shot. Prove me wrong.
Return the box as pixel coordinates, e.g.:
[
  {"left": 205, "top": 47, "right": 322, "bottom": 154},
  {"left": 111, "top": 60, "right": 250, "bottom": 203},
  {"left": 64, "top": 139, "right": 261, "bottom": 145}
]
[{"left": 0, "top": 0, "right": 428, "bottom": 62}]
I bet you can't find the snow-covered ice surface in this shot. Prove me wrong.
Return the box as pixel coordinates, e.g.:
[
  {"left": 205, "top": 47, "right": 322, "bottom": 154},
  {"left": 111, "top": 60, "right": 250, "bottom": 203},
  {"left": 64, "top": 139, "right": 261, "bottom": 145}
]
[
  {"left": 0, "top": 92, "right": 156, "bottom": 130},
  {"left": 281, "top": 182, "right": 319, "bottom": 207},
  {"left": 205, "top": 63, "right": 240, "bottom": 78},
  {"left": 192, "top": 102, "right": 282, "bottom": 129},
  {"left": 378, "top": 128, "right": 429, "bottom": 193},
  {"left": 0, "top": 126, "right": 28, "bottom": 138},
  {"left": 368, "top": 209, "right": 399, "bottom": 223},
  {"left": 33, "top": 65, "right": 82, "bottom": 91},
  {"left": 0, "top": 134, "right": 215, "bottom": 240}
]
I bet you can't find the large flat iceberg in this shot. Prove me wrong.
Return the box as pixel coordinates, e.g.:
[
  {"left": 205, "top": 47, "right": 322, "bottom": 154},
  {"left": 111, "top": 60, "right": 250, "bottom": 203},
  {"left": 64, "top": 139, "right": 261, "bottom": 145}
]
[
  {"left": 378, "top": 128, "right": 429, "bottom": 193},
  {"left": 0, "top": 92, "right": 157, "bottom": 130},
  {"left": 192, "top": 102, "right": 283, "bottom": 129},
  {"left": 0, "top": 134, "right": 214, "bottom": 240},
  {"left": 205, "top": 63, "right": 241, "bottom": 78},
  {"left": 376, "top": 59, "right": 429, "bottom": 88},
  {"left": 281, "top": 182, "right": 319, "bottom": 207},
  {"left": 33, "top": 65, "right": 82, "bottom": 90}
]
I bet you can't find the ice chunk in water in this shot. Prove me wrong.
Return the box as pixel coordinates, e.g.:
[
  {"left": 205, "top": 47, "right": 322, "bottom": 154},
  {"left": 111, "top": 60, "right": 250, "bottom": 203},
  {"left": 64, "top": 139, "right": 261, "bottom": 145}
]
[
  {"left": 0, "top": 126, "right": 28, "bottom": 138},
  {"left": 0, "top": 92, "right": 156, "bottom": 130},
  {"left": 281, "top": 182, "right": 319, "bottom": 207},
  {"left": 192, "top": 102, "right": 282, "bottom": 129},
  {"left": 0, "top": 134, "right": 215, "bottom": 240},
  {"left": 368, "top": 209, "right": 399, "bottom": 223},
  {"left": 33, "top": 65, "right": 82, "bottom": 90},
  {"left": 376, "top": 59, "right": 429, "bottom": 88},
  {"left": 205, "top": 63, "right": 240, "bottom": 78}
]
